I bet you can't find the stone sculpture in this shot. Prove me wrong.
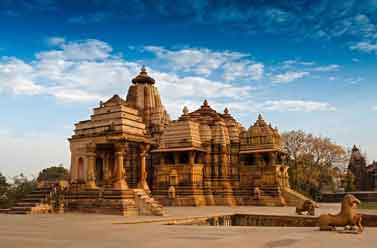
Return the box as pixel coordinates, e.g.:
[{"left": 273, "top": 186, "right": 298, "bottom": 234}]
[
  {"left": 319, "top": 194, "right": 363, "bottom": 233},
  {"left": 295, "top": 200, "right": 318, "bottom": 216}
]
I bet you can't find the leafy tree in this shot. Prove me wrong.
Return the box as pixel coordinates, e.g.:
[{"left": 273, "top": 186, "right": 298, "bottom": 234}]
[
  {"left": 282, "top": 130, "right": 347, "bottom": 199},
  {"left": 37, "top": 165, "right": 69, "bottom": 181},
  {"left": 0, "top": 172, "right": 9, "bottom": 208},
  {"left": 344, "top": 172, "right": 356, "bottom": 192},
  {"left": 4, "top": 174, "right": 37, "bottom": 208}
]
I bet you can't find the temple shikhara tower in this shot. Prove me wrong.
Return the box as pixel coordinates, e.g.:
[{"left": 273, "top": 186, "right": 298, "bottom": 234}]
[
  {"left": 348, "top": 145, "right": 377, "bottom": 191},
  {"left": 10, "top": 67, "right": 307, "bottom": 215}
]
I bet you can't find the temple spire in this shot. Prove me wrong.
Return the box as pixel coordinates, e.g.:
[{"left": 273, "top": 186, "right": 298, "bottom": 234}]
[
  {"left": 132, "top": 65, "right": 155, "bottom": 84},
  {"left": 224, "top": 107, "right": 229, "bottom": 115},
  {"left": 182, "top": 106, "right": 189, "bottom": 115},
  {"left": 140, "top": 65, "right": 147, "bottom": 74}
]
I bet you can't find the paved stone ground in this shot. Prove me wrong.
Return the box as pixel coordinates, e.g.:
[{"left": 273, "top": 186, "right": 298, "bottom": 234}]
[{"left": 1, "top": 204, "right": 376, "bottom": 248}]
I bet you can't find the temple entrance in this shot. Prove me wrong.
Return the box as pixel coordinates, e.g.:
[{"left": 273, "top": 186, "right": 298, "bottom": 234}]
[{"left": 95, "top": 157, "right": 104, "bottom": 186}]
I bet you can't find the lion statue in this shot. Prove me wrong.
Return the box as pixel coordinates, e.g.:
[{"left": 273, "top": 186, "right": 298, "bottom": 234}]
[
  {"left": 296, "top": 200, "right": 319, "bottom": 216},
  {"left": 319, "top": 194, "right": 363, "bottom": 233}
]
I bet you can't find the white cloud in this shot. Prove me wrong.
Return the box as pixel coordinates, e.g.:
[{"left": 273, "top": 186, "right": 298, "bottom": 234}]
[
  {"left": 222, "top": 61, "right": 264, "bottom": 81},
  {"left": 346, "top": 77, "right": 364, "bottom": 85},
  {"left": 47, "top": 36, "right": 66, "bottom": 46},
  {"left": 259, "top": 100, "right": 336, "bottom": 112},
  {"left": 0, "top": 57, "right": 44, "bottom": 95},
  {"left": 350, "top": 42, "right": 377, "bottom": 53},
  {"left": 0, "top": 39, "right": 137, "bottom": 101},
  {"left": 37, "top": 39, "right": 113, "bottom": 61},
  {"left": 312, "top": 64, "right": 340, "bottom": 72},
  {"left": 144, "top": 46, "right": 241, "bottom": 76},
  {"left": 0, "top": 37, "right": 337, "bottom": 118},
  {"left": 144, "top": 46, "right": 264, "bottom": 81},
  {"left": 0, "top": 38, "right": 254, "bottom": 105},
  {"left": 372, "top": 106, "right": 377, "bottom": 111},
  {"left": 271, "top": 71, "right": 309, "bottom": 83},
  {"left": 282, "top": 60, "right": 315, "bottom": 67}
]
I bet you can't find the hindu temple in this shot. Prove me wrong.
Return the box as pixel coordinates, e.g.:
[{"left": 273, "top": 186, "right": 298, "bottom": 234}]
[{"left": 8, "top": 67, "right": 307, "bottom": 216}]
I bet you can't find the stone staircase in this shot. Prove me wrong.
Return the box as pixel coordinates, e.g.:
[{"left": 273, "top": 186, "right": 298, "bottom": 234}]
[
  {"left": 7, "top": 185, "right": 165, "bottom": 216},
  {"left": 234, "top": 186, "right": 286, "bottom": 206},
  {"left": 133, "top": 189, "right": 164, "bottom": 216},
  {"left": 258, "top": 186, "right": 286, "bottom": 206},
  {"left": 281, "top": 187, "right": 312, "bottom": 206},
  {"left": 8, "top": 187, "right": 55, "bottom": 214}
]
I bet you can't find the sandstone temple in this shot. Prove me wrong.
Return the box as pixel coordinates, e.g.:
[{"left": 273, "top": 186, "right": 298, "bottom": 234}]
[
  {"left": 8, "top": 67, "right": 308, "bottom": 215},
  {"left": 348, "top": 145, "right": 377, "bottom": 191}
]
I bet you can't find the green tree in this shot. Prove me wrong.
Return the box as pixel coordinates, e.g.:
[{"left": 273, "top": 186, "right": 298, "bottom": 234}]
[
  {"left": 37, "top": 165, "right": 69, "bottom": 182},
  {"left": 0, "top": 172, "right": 9, "bottom": 208},
  {"left": 5, "top": 174, "right": 37, "bottom": 208},
  {"left": 344, "top": 172, "right": 356, "bottom": 192},
  {"left": 282, "top": 130, "right": 347, "bottom": 200}
]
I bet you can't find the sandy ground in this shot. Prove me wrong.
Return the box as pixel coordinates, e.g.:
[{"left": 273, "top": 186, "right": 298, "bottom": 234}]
[{"left": 0, "top": 204, "right": 376, "bottom": 248}]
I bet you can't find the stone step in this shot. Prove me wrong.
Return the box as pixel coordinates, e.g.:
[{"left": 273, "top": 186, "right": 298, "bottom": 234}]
[
  {"left": 14, "top": 202, "right": 37, "bottom": 207},
  {"left": 7, "top": 210, "right": 29, "bottom": 214}
]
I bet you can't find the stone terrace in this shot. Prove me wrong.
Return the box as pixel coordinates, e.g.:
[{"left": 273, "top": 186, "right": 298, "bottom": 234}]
[{"left": 1, "top": 204, "right": 377, "bottom": 248}]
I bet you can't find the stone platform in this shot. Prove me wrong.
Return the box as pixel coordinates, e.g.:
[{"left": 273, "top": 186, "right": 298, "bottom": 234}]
[
  {"left": 1, "top": 204, "right": 377, "bottom": 248},
  {"left": 321, "top": 191, "right": 377, "bottom": 203}
]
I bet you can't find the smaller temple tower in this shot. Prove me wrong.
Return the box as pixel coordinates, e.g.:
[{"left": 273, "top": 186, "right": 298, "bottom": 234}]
[
  {"left": 348, "top": 145, "right": 368, "bottom": 191},
  {"left": 348, "top": 145, "right": 377, "bottom": 191}
]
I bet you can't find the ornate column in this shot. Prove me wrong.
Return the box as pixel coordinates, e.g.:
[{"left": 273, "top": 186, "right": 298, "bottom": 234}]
[
  {"left": 69, "top": 153, "right": 77, "bottom": 183},
  {"left": 255, "top": 152, "right": 261, "bottom": 167},
  {"left": 174, "top": 152, "right": 179, "bottom": 164},
  {"left": 113, "top": 142, "right": 128, "bottom": 190},
  {"left": 269, "top": 152, "right": 277, "bottom": 166},
  {"left": 86, "top": 142, "right": 97, "bottom": 189},
  {"left": 189, "top": 151, "right": 195, "bottom": 165},
  {"left": 138, "top": 143, "right": 150, "bottom": 193},
  {"left": 204, "top": 152, "right": 211, "bottom": 165},
  {"left": 221, "top": 145, "right": 229, "bottom": 177},
  {"left": 103, "top": 152, "right": 111, "bottom": 186},
  {"left": 159, "top": 154, "right": 165, "bottom": 166}
]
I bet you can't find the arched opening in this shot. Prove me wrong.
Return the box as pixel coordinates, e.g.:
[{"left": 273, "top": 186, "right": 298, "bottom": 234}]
[
  {"left": 95, "top": 157, "right": 104, "bottom": 186},
  {"left": 77, "top": 157, "right": 84, "bottom": 183}
]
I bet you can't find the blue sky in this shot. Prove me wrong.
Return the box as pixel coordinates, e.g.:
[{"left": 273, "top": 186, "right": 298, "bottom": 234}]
[{"left": 0, "top": 0, "right": 377, "bottom": 177}]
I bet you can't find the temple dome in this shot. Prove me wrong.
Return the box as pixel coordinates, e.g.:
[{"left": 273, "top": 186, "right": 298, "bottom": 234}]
[
  {"left": 246, "top": 114, "right": 281, "bottom": 145},
  {"left": 132, "top": 66, "right": 155, "bottom": 85}
]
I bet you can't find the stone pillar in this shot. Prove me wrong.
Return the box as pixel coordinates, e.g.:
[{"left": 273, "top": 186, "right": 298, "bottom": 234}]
[
  {"left": 204, "top": 152, "right": 211, "bottom": 165},
  {"left": 113, "top": 142, "right": 128, "bottom": 190},
  {"left": 86, "top": 142, "right": 97, "bottom": 189},
  {"left": 160, "top": 154, "right": 165, "bottom": 166},
  {"left": 70, "top": 153, "right": 77, "bottom": 183},
  {"left": 138, "top": 143, "right": 150, "bottom": 193},
  {"left": 174, "top": 152, "right": 179, "bottom": 165},
  {"left": 103, "top": 153, "right": 111, "bottom": 186},
  {"left": 255, "top": 153, "right": 261, "bottom": 167},
  {"left": 269, "top": 152, "right": 277, "bottom": 166},
  {"left": 189, "top": 151, "right": 195, "bottom": 165},
  {"left": 221, "top": 146, "right": 229, "bottom": 177}
]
